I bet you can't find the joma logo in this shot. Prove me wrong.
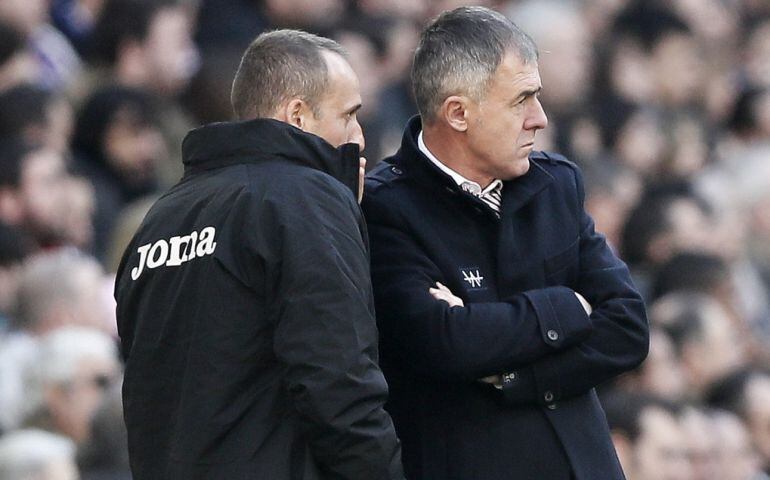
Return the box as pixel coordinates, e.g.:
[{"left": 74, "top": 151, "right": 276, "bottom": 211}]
[{"left": 131, "top": 226, "right": 217, "bottom": 280}]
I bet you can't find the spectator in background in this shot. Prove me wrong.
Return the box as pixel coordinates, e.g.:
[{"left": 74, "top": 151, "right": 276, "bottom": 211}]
[
  {"left": 76, "top": 381, "right": 130, "bottom": 480},
  {"left": 0, "top": 249, "right": 112, "bottom": 433},
  {"left": 14, "top": 249, "right": 112, "bottom": 336},
  {"left": 679, "top": 405, "right": 721, "bottom": 480},
  {"left": 603, "top": 392, "right": 691, "bottom": 480},
  {"left": 0, "top": 0, "right": 81, "bottom": 90},
  {"left": 653, "top": 292, "right": 748, "bottom": 400},
  {"left": 72, "top": 86, "right": 164, "bottom": 262},
  {"left": 651, "top": 251, "right": 733, "bottom": 305},
  {"left": 0, "top": 139, "right": 70, "bottom": 250},
  {"left": 82, "top": 0, "right": 198, "bottom": 99},
  {"left": 23, "top": 327, "right": 120, "bottom": 447},
  {"left": 621, "top": 186, "right": 715, "bottom": 297},
  {"left": 0, "top": 83, "right": 74, "bottom": 155},
  {"left": 0, "top": 429, "right": 79, "bottom": 480},
  {"left": 710, "top": 410, "right": 767, "bottom": 480},
  {"left": 80, "top": 0, "right": 199, "bottom": 184},
  {"left": 616, "top": 326, "right": 687, "bottom": 402},
  {"left": 709, "top": 369, "right": 770, "bottom": 476}
]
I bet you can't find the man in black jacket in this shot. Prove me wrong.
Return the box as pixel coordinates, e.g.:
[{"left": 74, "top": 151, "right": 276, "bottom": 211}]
[
  {"left": 363, "top": 7, "right": 648, "bottom": 480},
  {"left": 115, "top": 30, "right": 404, "bottom": 479}
]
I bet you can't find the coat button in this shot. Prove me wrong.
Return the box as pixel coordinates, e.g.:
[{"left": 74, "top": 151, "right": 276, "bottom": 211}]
[
  {"left": 544, "top": 391, "right": 554, "bottom": 402},
  {"left": 547, "top": 403, "right": 558, "bottom": 410},
  {"left": 547, "top": 330, "right": 559, "bottom": 341},
  {"left": 503, "top": 372, "right": 517, "bottom": 383},
  {"left": 391, "top": 166, "right": 403, "bottom": 175}
]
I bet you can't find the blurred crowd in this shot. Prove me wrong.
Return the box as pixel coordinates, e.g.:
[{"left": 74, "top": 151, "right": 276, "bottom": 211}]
[{"left": 0, "top": 0, "right": 769, "bottom": 479}]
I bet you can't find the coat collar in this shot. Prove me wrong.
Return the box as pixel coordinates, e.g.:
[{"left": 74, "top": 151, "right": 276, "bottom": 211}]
[
  {"left": 393, "top": 116, "right": 554, "bottom": 214},
  {"left": 181, "top": 118, "right": 360, "bottom": 196}
]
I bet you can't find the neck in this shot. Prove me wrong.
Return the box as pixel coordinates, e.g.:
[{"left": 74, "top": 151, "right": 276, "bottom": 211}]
[{"left": 422, "top": 124, "right": 494, "bottom": 188}]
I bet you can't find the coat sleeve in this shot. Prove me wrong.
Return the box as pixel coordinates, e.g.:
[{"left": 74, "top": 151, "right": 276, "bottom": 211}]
[
  {"left": 500, "top": 165, "right": 649, "bottom": 407},
  {"left": 363, "top": 185, "right": 594, "bottom": 382},
  {"left": 266, "top": 173, "right": 404, "bottom": 480}
]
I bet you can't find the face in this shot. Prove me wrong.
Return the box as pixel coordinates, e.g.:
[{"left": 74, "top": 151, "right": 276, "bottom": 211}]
[
  {"left": 639, "top": 328, "right": 687, "bottom": 401},
  {"left": 144, "top": 6, "right": 199, "bottom": 95},
  {"left": 680, "top": 408, "right": 720, "bottom": 480},
  {"left": 302, "top": 51, "right": 365, "bottom": 149},
  {"left": 465, "top": 51, "right": 548, "bottom": 181},
  {"left": 20, "top": 149, "right": 69, "bottom": 240},
  {"left": 684, "top": 301, "right": 746, "bottom": 389},
  {"left": 713, "top": 412, "right": 762, "bottom": 480},
  {"left": 48, "top": 356, "right": 120, "bottom": 443},
  {"left": 104, "top": 107, "right": 165, "bottom": 185},
  {"left": 634, "top": 408, "right": 692, "bottom": 480}
]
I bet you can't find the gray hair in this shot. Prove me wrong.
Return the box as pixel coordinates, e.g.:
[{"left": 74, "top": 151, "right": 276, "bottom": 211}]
[
  {"left": 231, "top": 29, "right": 347, "bottom": 120},
  {"left": 24, "top": 326, "right": 119, "bottom": 421},
  {"left": 14, "top": 248, "right": 104, "bottom": 332},
  {"left": 413, "top": 6, "right": 538, "bottom": 124}
]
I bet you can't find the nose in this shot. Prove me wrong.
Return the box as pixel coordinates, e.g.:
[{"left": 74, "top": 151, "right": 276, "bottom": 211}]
[
  {"left": 524, "top": 98, "right": 548, "bottom": 131},
  {"left": 350, "top": 120, "right": 365, "bottom": 152}
]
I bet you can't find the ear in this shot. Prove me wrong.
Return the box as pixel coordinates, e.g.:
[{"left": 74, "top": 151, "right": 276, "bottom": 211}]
[
  {"left": 278, "top": 98, "right": 313, "bottom": 130},
  {"left": 440, "top": 95, "right": 470, "bottom": 132}
]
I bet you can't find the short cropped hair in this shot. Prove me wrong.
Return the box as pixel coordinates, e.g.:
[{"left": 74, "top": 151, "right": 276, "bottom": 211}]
[
  {"left": 230, "top": 29, "right": 347, "bottom": 120},
  {"left": 413, "top": 6, "right": 538, "bottom": 124}
]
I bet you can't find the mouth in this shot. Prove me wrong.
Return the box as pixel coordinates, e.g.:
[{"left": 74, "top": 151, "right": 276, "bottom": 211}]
[{"left": 521, "top": 142, "right": 535, "bottom": 149}]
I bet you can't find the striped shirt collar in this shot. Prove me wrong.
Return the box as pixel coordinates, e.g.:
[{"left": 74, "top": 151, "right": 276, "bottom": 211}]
[{"left": 417, "top": 131, "right": 503, "bottom": 196}]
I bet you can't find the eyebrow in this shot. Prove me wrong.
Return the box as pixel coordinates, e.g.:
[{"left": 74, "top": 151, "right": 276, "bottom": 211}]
[
  {"left": 513, "top": 86, "right": 542, "bottom": 103},
  {"left": 346, "top": 103, "right": 362, "bottom": 115}
]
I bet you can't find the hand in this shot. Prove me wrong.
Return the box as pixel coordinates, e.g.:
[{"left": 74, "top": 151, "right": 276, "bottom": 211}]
[
  {"left": 429, "top": 282, "right": 464, "bottom": 307},
  {"left": 358, "top": 157, "right": 366, "bottom": 204},
  {"left": 574, "top": 292, "right": 592, "bottom": 316}
]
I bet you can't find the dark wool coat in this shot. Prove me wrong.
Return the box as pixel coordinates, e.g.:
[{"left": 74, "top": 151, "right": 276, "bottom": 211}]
[
  {"left": 115, "top": 119, "right": 404, "bottom": 480},
  {"left": 363, "top": 117, "right": 648, "bottom": 480}
]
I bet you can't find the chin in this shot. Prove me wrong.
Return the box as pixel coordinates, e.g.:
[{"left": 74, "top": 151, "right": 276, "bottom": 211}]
[{"left": 504, "top": 157, "right": 530, "bottom": 180}]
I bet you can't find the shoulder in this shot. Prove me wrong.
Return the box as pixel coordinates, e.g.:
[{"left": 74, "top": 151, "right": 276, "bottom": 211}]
[
  {"left": 530, "top": 150, "right": 579, "bottom": 175},
  {"left": 531, "top": 150, "right": 583, "bottom": 184},
  {"left": 365, "top": 157, "right": 407, "bottom": 192},
  {"left": 253, "top": 162, "right": 355, "bottom": 207},
  {"left": 362, "top": 157, "right": 410, "bottom": 212},
  {"left": 529, "top": 150, "right": 585, "bottom": 202}
]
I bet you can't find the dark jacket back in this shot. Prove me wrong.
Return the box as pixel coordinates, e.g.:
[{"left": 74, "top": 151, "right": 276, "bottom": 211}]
[{"left": 115, "top": 119, "right": 403, "bottom": 480}]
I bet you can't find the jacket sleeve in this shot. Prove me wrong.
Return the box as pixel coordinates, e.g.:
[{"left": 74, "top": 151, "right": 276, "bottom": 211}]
[
  {"left": 500, "top": 166, "right": 649, "bottom": 407},
  {"left": 363, "top": 187, "right": 593, "bottom": 382},
  {"left": 266, "top": 174, "right": 404, "bottom": 480}
]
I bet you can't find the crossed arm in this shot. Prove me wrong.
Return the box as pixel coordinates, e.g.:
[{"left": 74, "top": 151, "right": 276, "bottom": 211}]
[{"left": 366, "top": 195, "right": 648, "bottom": 406}]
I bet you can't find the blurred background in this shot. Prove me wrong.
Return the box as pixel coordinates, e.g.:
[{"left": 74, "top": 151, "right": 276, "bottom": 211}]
[{"left": 0, "top": 0, "right": 769, "bottom": 479}]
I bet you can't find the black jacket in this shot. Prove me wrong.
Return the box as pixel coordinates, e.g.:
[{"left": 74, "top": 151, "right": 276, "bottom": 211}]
[
  {"left": 115, "top": 119, "right": 403, "bottom": 480},
  {"left": 362, "top": 117, "right": 648, "bottom": 480}
]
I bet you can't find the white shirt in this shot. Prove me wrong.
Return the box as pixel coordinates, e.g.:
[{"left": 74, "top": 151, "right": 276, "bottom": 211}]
[{"left": 418, "top": 131, "right": 503, "bottom": 214}]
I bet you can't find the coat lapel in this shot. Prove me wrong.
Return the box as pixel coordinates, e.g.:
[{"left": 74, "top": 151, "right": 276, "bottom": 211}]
[{"left": 496, "top": 158, "right": 554, "bottom": 295}]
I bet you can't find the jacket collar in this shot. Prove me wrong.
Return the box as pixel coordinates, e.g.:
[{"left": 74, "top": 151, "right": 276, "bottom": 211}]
[
  {"left": 394, "top": 116, "right": 554, "bottom": 214},
  {"left": 181, "top": 118, "right": 360, "bottom": 196}
]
